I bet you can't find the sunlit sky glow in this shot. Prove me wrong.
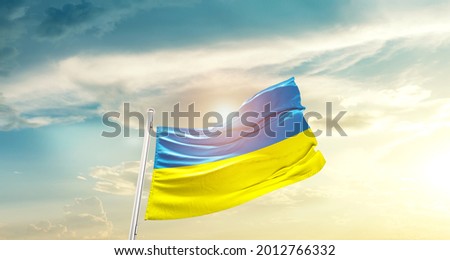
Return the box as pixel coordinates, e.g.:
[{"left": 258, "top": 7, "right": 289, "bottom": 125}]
[{"left": 1, "top": 0, "right": 450, "bottom": 239}]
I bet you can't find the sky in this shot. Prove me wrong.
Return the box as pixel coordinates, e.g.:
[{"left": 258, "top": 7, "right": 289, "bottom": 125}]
[{"left": 1, "top": 0, "right": 450, "bottom": 239}]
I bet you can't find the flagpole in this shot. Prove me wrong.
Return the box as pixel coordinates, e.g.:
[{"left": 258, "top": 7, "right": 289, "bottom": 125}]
[{"left": 129, "top": 108, "right": 155, "bottom": 240}]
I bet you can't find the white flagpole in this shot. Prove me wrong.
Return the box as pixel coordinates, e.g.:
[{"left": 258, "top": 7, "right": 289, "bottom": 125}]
[{"left": 129, "top": 108, "right": 155, "bottom": 240}]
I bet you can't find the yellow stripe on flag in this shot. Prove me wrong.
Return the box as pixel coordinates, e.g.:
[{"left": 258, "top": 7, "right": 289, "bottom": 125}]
[{"left": 145, "top": 128, "right": 325, "bottom": 220}]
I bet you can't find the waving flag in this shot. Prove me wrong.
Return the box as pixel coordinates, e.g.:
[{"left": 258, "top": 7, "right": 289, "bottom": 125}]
[{"left": 145, "top": 78, "right": 325, "bottom": 220}]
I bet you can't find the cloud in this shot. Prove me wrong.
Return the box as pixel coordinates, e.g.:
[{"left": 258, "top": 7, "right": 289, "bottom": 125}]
[
  {"left": 90, "top": 161, "right": 152, "bottom": 195},
  {"left": 62, "top": 197, "right": 113, "bottom": 239},
  {"left": 0, "top": 93, "right": 37, "bottom": 130},
  {"left": 0, "top": 47, "right": 19, "bottom": 76},
  {"left": 1, "top": 2, "right": 450, "bottom": 130},
  {"left": 26, "top": 197, "right": 113, "bottom": 239},
  {"left": 0, "top": 197, "right": 112, "bottom": 239},
  {"left": 0, "top": 0, "right": 27, "bottom": 42},
  {"left": 0, "top": 0, "right": 28, "bottom": 76},
  {"left": 0, "top": 0, "right": 198, "bottom": 76},
  {"left": 77, "top": 175, "right": 87, "bottom": 181},
  {"left": 35, "top": 0, "right": 199, "bottom": 40},
  {"left": 37, "top": 1, "right": 104, "bottom": 39},
  {"left": 27, "top": 221, "right": 71, "bottom": 239},
  {"left": 0, "top": 92, "right": 90, "bottom": 130}
]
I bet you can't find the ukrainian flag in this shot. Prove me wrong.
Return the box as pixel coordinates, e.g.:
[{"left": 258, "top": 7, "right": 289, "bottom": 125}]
[{"left": 145, "top": 78, "right": 325, "bottom": 220}]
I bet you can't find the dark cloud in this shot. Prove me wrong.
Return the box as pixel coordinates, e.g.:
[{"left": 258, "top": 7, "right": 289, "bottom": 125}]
[
  {"left": 37, "top": 1, "right": 104, "bottom": 39},
  {"left": 0, "top": 47, "right": 19, "bottom": 76},
  {"left": 0, "top": 93, "right": 31, "bottom": 130},
  {"left": 0, "top": 46, "right": 18, "bottom": 59},
  {"left": 0, "top": 0, "right": 25, "bottom": 18},
  {"left": 0, "top": 0, "right": 28, "bottom": 76}
]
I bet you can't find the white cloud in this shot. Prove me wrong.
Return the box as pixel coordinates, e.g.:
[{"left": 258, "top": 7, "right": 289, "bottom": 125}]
[
  {"left": 28, "top": 221, "right": 71, "bottom": 239},
  {"left": 27, "top": 197, "right": 113, "bottom": 239},
  {"left": 0, "top": 101, "right": 31, "bottom": 130},
  {"left": 1, "top": 2, "right": 450, "bottom": 130},
  {"left": 90, "top": 161, "right": 152, "bottom": 195},
  {"left": 0, "top": 100, "right": 88, "bottom": 130},
  {"left": 0, "top": 197, "right": 112, "bottom": 239},
  {"left": 77, "top": 175, "right": 87, "bottom": 181}
]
